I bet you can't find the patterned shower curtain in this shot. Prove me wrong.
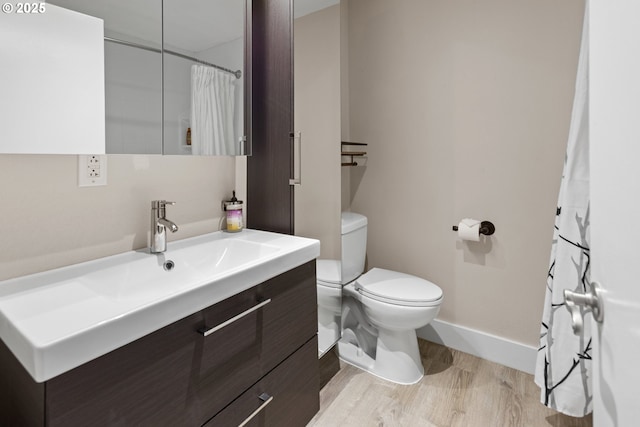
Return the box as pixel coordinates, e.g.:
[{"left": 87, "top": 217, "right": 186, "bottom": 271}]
[{"left": 534, "top": 3, "right": 591, "bottom": 418}]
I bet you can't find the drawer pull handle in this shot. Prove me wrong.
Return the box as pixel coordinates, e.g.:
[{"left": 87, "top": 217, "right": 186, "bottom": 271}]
[
  {"left": 199, "top": 299, "right": 272, "bottom": 337},
  {"left": 289, "top": 131, "right": 302, "bottom": 186},
  {"left": 238, "top": 393, "right": 274, "bottom": 427}
]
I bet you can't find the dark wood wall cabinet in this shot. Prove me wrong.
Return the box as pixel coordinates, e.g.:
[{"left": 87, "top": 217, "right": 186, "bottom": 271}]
[
  {"left": 247, "top": 0, "right": 295, "bottom": 235},
  {"left": 0, "top": 261, "right": 319, "bottom": 427}
]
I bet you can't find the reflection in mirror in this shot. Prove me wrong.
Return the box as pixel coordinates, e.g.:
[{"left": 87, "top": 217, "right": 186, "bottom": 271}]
[
  {"left": 163, "top": 0, "right": 245, "bottom": 156},
  {"left": 49, "top": 0, "right": 163, "bottom": 154},
  {"left": 293, "top": 0, "right": 343, "bottom": 358}
]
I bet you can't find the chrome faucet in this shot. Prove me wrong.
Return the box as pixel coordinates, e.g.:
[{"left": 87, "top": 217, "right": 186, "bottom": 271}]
[{"left": 150, "top": 200, "right": 179, "bottom": 253}]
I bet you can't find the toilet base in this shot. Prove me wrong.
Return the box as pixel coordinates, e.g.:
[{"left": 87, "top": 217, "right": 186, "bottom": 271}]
[{"left": 338, "top": 328, "right": 424, "bottom": 385}]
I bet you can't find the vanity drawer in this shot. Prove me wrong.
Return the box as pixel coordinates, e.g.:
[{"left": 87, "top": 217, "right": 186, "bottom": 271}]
[
  {"left": 204, "top": 336, "right": 319, "bottom": 427},
  {"left": 45, "top": 261, "right": 317, "bottom": 426},
  {"left": 191, "top": 260, "right": 317, "bottom": 422}
]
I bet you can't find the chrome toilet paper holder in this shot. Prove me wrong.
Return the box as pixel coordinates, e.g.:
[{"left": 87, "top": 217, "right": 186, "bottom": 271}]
[{"left": 452, "top": 221, "right": 495, "bottom": 236}]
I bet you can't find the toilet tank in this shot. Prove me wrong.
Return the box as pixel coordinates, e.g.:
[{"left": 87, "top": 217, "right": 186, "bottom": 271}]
[{"left": 341, "top": 212, "right": 368, "bottom": 284}]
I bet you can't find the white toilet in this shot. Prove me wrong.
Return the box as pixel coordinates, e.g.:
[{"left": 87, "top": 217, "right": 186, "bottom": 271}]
[
  {"left": 316, "top": 212, "right": 368, "bottom": 356},
  {"left": 316, "top": 259, "right": 343, "bottom": 355},
  {"left": 316, "top": 212, "right": 443, "bottom": 385}
]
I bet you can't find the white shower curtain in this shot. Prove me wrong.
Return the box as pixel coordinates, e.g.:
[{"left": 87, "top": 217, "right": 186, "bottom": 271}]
[
  {"left": 190, "top": 65, "right": 236, "bottom": 155},
  {"left": 534, "top": 3, "right": 591, "bottom": 418}
]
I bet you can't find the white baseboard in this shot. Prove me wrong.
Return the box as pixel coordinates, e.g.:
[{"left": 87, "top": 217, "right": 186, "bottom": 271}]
[{"left": 417, "top": 319, "right": 537, "bottom": 375}]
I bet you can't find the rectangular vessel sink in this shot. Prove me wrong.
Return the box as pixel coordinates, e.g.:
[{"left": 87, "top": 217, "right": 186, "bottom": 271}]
[{"left": 0, "top": 229, "right": 320, "bottom": 382}]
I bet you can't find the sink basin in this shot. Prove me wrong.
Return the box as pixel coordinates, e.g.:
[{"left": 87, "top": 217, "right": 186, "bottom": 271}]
[
  {"left": 0, "top": 229, "right": 319, "bottom": 382},
  {"left": 83, "top": 239, "right": 281, "bottom": 301}
]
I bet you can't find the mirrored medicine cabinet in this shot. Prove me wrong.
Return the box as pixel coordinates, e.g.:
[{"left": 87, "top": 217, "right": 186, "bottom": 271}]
[{"left": 0, "top": 0, "right": 248, "bottom": 156}]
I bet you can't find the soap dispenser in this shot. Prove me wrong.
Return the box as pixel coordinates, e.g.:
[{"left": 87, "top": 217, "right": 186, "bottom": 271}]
[{"left": 223, "top": 191, "right": 243, "bottom": 232}]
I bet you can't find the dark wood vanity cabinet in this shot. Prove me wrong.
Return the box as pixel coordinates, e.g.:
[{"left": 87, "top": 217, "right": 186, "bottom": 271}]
[{"left": 0, "top": 261, "right": 319, "bottom": 426}]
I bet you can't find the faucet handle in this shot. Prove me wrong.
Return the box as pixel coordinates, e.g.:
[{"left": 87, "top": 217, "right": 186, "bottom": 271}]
[{"left": 152, "top": 200, "right": 176, "bottom": 209}]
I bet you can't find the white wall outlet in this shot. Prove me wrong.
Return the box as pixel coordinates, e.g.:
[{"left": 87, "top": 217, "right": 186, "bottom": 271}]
[{"left": 78, "top": 155, "right": 107, "bottom": 187}]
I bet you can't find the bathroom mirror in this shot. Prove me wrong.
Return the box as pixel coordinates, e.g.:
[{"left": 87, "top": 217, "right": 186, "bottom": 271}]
[
  {"left": 48, "top": 0, "right": 164, "bottom": 154},
  {"left": 293, "top": 0, "right": 343, "bottom": 358},
  {"left": 162, "top": 0, "right": 246, "bottom": 156},
  {"left": 4, "top": 0, "right": 246, "bottom": 156}
]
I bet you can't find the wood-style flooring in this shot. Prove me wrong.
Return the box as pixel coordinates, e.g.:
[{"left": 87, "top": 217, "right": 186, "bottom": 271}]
[{"left": 308, "top": 339, "right": 593, "bottom": 427}]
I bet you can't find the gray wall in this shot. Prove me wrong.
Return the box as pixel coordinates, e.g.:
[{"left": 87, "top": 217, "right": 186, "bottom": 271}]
[
  {"left": 342, "top": 0, "right": 585, "bottom": 346},
  {"left": 0, "top": 155, "right": 235, "bottom": 281},
  {"left": 294, "top": 5, "right": 342, "bottom": 260}
]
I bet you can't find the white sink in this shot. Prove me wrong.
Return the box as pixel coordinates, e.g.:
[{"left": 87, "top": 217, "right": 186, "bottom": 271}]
[
  {"left": 0, "top": 229, "right": 320, "bottom": 382},
  {"left": 83, "top": 239, "right": 280, "bottom": 301}
]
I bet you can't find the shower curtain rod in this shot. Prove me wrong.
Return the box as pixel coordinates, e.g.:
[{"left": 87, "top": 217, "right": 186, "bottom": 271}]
[{"left": 104, "top": 36, "right": 242, "bottom": 79}]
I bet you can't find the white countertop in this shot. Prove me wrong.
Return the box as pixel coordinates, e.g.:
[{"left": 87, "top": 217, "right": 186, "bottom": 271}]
[{"left": 0, "top": 229, "right": 320, "bottom": 382}]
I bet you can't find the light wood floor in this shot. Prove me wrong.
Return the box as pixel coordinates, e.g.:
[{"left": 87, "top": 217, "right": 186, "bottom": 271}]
[{"left": 308, "top": 340, "right": 593, "bottom": 427}]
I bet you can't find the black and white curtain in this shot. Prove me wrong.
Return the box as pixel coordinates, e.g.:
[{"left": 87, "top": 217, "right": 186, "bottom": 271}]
[{"left": 534, "top": 3, "right": 592, "bottom": 417}]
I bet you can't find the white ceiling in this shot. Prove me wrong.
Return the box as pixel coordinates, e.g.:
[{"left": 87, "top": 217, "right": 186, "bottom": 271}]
[{"left": 49, "top": 0, "right": 339, "bottom": 53}]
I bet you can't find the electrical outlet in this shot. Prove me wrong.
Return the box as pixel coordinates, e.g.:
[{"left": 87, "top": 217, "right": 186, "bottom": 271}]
[
  {"left": 87, "top": 162, "right": 101, "bottom": 178},
  {"left": 88, "top": 155, "right": 101, "bottom": 165},
  {"left": 78, "top": 155, "right": 107, "bottom": 187}
]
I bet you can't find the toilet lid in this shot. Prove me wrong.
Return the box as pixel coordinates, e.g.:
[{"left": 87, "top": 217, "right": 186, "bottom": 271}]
[
  {"left": 355, "top": 268, "right": 443, "bottom": 307},
  {"left": 316, "top": 259, "right": 342, "bottom": 288}
]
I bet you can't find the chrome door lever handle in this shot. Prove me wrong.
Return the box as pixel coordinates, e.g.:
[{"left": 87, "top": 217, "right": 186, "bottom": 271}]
[{"left": 563, "top": 281, "right": 604, "bottom": 335}]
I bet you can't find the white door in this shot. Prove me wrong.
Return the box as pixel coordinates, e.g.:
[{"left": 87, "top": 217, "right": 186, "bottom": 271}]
[{"left": 590, "top": 1, "right": 640, "bottom": 425}]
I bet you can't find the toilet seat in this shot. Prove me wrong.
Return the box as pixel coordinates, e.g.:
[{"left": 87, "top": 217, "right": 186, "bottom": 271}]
[
  {"left": 355, "top": 268, "right": 442, "bottom": 307},
  {"left": 317, "top": 259, "right": 342, "bottom": 289}
]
